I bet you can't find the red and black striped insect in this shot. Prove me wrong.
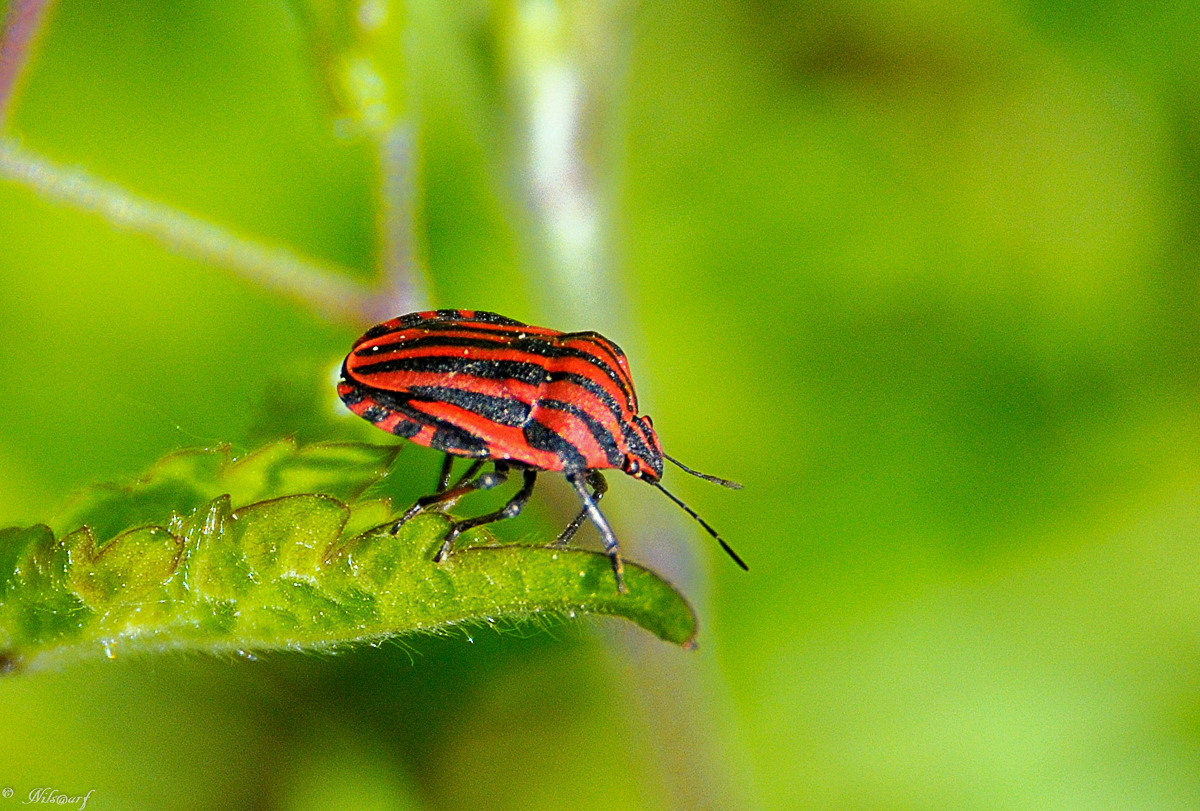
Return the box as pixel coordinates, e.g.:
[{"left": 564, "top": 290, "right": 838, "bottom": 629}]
[{"left": 337, "top": 308, "right": 746, "bottom": 592}]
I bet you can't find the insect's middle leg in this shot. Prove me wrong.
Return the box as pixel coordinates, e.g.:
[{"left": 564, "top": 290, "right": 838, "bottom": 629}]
[
  {"left": 433, "top": 468, "right": 539, "bottom": 563},
  {"left": 434, "top": 454, "right": 485, "bottom": 494},
  {"left": 391, "top": 459, "right": 500, "bottom": 534}
]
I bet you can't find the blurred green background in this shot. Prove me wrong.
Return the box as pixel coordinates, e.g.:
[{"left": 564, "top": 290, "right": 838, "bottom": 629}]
[{"left": 2, "top": 0, "right": 1200, "bottom": 808}]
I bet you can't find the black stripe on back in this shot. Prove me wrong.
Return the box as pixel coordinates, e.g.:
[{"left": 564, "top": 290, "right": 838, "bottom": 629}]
[
  {"left": 338, "top": 382, "right": 423, "bottom": 438},
  {"left": 561, "top": 330, "right": 627, "bottom": 370},
  {"left": 387, "top": 322, "right": 541, "bottom": 341},
  {"left": 549, "top": 370, "right": 632, "bottom": 426},
  {"left": 355, "top": 335, "right": 523, "bottom": 357},
  {"left": 431, "top": 425, "right": 490, "bottom": 456},
  {"left": 361, "top": 313, "right": 426, "bottom": 340},
  {"left": 353, "top": 384, "right": 492, "bottom": 456},
  {"left": 407, "top": 385, "right": 531, "bottom": 428},
  {"left": 458, "top": 311, "right": 527, "bottom": 326},
  {"left": 523, "top": 421, "right": 587, "bottom": 472},
  {"left": 361, "top": 311, "right": 527, "bottom": 341},
  {"left": 350, "top": 387, "right": 427, "bottom": 425},
  {"left": 352, "top": 356, "right": 550, "bottom": 388},
  {"left": 538, "top": 399, "right": 623, "bottom": 468}
]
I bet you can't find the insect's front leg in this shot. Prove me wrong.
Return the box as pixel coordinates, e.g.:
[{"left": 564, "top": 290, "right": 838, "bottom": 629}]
[
  {"left": 550, "top": 470, "right": 607, "bottom": 548},
  {"left": 566, "top": 470, "right": 625, "bottom": 593}
]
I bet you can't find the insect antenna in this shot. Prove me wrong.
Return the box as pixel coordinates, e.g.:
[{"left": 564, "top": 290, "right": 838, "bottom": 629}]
[
  {"left": 652, "top": 481, "right": 749, "bottom": 571},
  {"left": 663, "top": 452, "right": 743, "bottom": 489}
]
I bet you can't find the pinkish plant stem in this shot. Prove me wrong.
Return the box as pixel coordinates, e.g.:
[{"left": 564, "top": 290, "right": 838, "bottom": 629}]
[
  {"left": 0, "top": 139, "right": 378, "bottom": 323},
  {"left": 371, "top": 122, "right": 430, "bottom": 321},
  {"left": 0, "top": 0, "right": 57, "bottom": 129}
]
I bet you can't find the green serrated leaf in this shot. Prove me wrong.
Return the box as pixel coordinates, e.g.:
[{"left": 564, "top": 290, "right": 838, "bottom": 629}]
[
  {"left": 0, "top": 442, "right": 698, "bottom": 671},
  {"left": 52, "top": 439, "right": 399, "bottom": 544}
]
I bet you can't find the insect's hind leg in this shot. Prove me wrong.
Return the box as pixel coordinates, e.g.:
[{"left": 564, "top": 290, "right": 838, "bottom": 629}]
[
  {"left": 391, "top": 458, "right": 497, "bottom": 534},
  {"left": 566, "top": 470, "right": 625, "bottom": 593},
  {"left": 550, "top": 470, "right": 607, "bottom": 548},
  {"left": 434, "top": 468, "right": 539, "bottom": 563}
]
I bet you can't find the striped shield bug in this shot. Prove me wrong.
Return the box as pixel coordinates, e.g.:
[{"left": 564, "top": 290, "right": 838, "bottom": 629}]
[{"left": 337, "top": 308, "right": 747, "bottom": 592}]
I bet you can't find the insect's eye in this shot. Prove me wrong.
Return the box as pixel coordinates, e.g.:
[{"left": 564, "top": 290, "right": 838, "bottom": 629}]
[{"left": 626, "top": 458, "right": 641, "bottom": 476}]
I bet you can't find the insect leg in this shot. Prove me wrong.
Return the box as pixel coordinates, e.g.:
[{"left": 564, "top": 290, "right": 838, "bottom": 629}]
[
  {"left": 391, "top": 460, "right": 505, "bottom": 534},
  {"left": 566, "top": 470, "right": 626, "bottom": 593},
  {"left": 435, "top": 453, "right": 456, "bottom": 493},
  {"left": 549, "top": 470, "right": 607, "bottom": 548},
  {"left": 446, "top": 458, "right": 485, "bottom": 491},
  {"left": 434, "top": 468, "right": 539, "bottom": 563}
]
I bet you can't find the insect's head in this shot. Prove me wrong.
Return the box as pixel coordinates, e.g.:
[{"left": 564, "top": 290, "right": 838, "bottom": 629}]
[{"left": 623, "top": 415, "right": 664, "bottom": 482}]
